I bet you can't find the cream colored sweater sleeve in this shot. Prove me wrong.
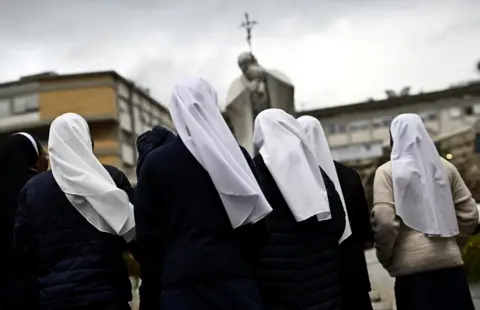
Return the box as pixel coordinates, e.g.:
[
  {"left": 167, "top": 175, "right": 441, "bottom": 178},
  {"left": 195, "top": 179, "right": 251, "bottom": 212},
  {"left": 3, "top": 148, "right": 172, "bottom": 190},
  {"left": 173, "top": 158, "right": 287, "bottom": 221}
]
[
  {"left": 372, "top": 165, "right": 400, "bottom": 268},
  {"left": 444, "top": 159, "right": 479, "bottom": 247}
]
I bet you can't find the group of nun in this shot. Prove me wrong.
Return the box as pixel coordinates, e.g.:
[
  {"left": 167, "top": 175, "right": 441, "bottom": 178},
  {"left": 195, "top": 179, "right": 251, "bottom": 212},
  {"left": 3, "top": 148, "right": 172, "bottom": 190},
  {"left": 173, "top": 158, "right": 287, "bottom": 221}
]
[{"left": 0, "top": 77, "right": 478, "bottom": 310}]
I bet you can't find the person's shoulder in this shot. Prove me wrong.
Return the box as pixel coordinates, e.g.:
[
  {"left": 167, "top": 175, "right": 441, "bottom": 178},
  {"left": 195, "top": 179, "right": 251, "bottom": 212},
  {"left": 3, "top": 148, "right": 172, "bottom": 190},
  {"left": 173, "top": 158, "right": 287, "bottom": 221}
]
[
  {"left": 334, "top": 160, "right": 355, "bottom": 175},
  {"left": 374, "top": 161, "right": 392, "bottom": 182},
  {"left": 440, "top": 157, "right": 457, "bottom": 172},
  {"left": 376, "top": 160, "right": 392, "bottom": 173},
  {"left": 22, "top": 170, "right": 55, "bottom": 197},
  {"left": 141, "top": 138, "right": 181, "bottom": 172},
  {"left": 25, "top": 170, "right": 53, "bottom": 187},
  {"left": 439, "top": 157, "right": 461, "bottom": 183},
  {"left": 103, "top": 164, "right": 121, "bottom": 175}
]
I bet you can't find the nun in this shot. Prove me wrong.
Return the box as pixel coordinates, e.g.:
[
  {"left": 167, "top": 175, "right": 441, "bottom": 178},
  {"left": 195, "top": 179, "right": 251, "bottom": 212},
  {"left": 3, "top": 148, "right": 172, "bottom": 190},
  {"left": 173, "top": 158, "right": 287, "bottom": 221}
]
[
  {"left": 136, "top": 125, "right": 176, "bottom": 178},
  {"left": 13, "top": 113, "right": 136, "bottom": 310},
  {"left": 134, "top": 77, "right": 272, "bottom": 310},
  {"left": 0, "top": 132, "right": 47, "bottom": 309},
  {"left": 372, "top": 113, "right": 478, "bottom": 310},
  {"left": 253, "top": 109, "right": 345, "bottom": 310},
  {"left": 298, "top": 115, "right": 373, "bottom": 310}
]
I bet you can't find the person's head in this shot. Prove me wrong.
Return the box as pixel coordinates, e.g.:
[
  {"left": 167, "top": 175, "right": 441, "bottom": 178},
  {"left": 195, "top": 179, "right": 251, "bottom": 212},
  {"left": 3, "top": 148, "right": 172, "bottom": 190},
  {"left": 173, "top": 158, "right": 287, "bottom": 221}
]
[
  {"left": 136, "top": 126, "right": 176, "bottom": 177},
  {"left": 2, "top": 132, "right": 46, "bottom": 172},
  {"left": 297, "top": 115, "right": 325, "bottom": 153},
  {"left": 253, "top": 108, "right": 305, "bottom": 152},
  {"left": 48, "top": 113, "right": 93, "bottom": 158},
  {"left": 390, "top": 113, "right": 429, "bottom": 159},
  {"left": 170, "top": 77, "right": 227, "bottom": 140}
]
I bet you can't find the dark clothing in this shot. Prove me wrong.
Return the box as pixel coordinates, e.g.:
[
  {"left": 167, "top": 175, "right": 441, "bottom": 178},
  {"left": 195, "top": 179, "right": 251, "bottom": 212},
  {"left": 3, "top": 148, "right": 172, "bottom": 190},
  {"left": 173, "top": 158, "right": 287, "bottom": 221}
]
[
  {"left": 136, "top": 126, "right": 176, "bottom": 178},
  {"left": 134, "top": 137, "right": 265, "bottom": 310},
  {"left": 253, "top": 154, "right": 344, "bottom": 310},
  {"left": 13, "top": 165, "right": 134, "bottom": 310},
  {"left": 0, "top": 133, "right": 43, "bottom": 309},
  {"left": 334, "top": 161, "right": 373, "bottom": 310},
  {"left": 395, "top": 266, "right": 474, "bottom": 310}
]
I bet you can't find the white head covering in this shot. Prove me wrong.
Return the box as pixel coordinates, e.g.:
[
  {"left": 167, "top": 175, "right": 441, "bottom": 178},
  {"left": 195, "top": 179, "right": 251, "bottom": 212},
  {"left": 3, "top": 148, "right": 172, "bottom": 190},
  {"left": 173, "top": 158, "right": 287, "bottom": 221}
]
[
  {"left": 297, "top": 115, "right": 352, "bottom": 243},
  {"left": 15, "top": 132, "right": 39, "bottom": 155},
  {"left": 48, "top": 113, "right": 135, "bottom": 241},
  {"left": 170, "top": 77, "right": 272, "bottom": 229},
  {"left": 254, "top": 109, "right": 331, "bottom": 222},
  {"left": 390, "top": 113, "right": 459, "bottom": 237}
]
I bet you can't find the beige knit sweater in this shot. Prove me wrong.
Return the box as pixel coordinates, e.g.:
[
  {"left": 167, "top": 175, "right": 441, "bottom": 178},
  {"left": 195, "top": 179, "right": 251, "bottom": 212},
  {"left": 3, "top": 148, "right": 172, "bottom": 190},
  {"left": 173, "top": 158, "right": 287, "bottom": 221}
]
[{"left": 372, "top": 158, "right": 478, "bottom": 277}]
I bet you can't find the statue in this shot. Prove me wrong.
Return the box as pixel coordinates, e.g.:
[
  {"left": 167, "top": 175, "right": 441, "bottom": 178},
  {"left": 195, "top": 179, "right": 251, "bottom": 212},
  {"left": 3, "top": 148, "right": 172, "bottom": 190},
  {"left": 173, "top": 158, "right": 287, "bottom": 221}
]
[
  {"left": 224, "top": 52, "right": 295, "bottom": 154},
  {"left": 223, "top": 14, "right": 295, "bottom": 154}
]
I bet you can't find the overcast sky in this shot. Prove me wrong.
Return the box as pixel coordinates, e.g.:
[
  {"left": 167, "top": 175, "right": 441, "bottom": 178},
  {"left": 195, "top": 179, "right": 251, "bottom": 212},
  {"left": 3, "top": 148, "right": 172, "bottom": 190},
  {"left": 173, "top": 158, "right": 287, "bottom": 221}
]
[{"left": 1, "top": 0, "right": 479, "bottom": 110}]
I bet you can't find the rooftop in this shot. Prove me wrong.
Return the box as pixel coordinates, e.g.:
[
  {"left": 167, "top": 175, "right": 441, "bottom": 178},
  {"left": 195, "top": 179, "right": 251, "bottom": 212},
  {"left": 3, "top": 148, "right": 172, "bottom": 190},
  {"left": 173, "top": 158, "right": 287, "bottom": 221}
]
[
  {"left": 298, "top": 80, "right": 480, "bottom": 118},
  {"left": 0, "top": 70, "right": 168, "bottom": 113}
]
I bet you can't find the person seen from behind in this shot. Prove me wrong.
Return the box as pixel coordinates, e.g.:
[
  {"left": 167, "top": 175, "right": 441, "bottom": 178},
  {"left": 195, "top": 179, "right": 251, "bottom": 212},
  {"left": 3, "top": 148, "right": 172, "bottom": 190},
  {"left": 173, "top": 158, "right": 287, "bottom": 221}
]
[
  {"left": 372, "top": 113, "right": 478, "bottom": 310},
  {"left": 0, "top": 132, "right": 47, "bottom": 309},
  {"left": 298, "top": 115, "right": 374, "bottom": 310},
  {"left": 134, "top": 77, "right": 271, "bottom": 310},
  {"left": 253, "top": 109, "right": 345, "bottom": 310},
  {"left": 13, "top": 113, "right": 136, "bottom": 310}
]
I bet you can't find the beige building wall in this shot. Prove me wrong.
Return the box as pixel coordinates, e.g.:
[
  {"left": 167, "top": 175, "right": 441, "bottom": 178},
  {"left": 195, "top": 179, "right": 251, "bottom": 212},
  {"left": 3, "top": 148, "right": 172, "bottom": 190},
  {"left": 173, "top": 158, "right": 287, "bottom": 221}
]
[{"left": 315, "top": 96, "right": 480, "bottom": 161}]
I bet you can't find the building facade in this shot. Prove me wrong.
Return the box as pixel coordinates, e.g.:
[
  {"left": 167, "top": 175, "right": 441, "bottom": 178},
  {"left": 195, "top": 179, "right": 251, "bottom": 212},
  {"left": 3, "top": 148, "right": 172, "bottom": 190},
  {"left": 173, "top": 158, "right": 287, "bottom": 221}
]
[
  {"left": 299, "top": 81, "right": 480, "bottom": 163},
  {"left": 0, "top": 71, "right": 173, "bottom": 183}
]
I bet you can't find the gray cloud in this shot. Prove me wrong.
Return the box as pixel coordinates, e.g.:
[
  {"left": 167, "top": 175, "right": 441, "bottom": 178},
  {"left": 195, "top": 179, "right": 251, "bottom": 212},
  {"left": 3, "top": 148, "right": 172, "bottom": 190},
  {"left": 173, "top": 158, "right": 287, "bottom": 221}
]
[{"left": 1, "top": 0, "right": 479, "bottom": 109}]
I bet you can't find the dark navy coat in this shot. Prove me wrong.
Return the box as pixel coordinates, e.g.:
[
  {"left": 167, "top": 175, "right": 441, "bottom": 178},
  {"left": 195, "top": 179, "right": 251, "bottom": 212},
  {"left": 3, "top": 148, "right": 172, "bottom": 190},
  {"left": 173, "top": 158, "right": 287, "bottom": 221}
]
[
  {"left": 13, "top": 165, "right": 134, "bottom": 310},
  {"left": 135, "top": 137, "right": 265, "bottom": 310},
  {"left": 334, "top": 161, "right": 373, "bottom": 310},
  {"left": 253, "top": 154, "right": 345, "bottom": 310}
]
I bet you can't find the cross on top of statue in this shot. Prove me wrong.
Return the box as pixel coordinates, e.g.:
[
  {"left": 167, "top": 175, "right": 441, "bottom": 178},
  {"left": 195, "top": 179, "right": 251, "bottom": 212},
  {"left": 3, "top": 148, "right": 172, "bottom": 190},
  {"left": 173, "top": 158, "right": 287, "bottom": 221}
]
[{"left": 239, "top": 12, "right": 258, "bottom": 52}]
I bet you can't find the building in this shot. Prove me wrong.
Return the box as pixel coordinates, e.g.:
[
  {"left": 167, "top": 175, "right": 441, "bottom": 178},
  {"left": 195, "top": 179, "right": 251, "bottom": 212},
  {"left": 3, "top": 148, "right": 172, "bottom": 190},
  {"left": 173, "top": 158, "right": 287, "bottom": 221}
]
[
  {"left": 299, "top": 81, "right": 480, "bottom": 163},
  {"left": 0, "top": 71, "right": 173, "bottom": 183}
]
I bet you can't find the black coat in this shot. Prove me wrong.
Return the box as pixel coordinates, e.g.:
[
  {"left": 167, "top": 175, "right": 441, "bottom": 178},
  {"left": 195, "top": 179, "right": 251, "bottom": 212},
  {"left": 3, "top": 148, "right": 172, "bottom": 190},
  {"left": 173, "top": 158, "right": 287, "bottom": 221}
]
[
  {"left": 334, "top": 161, "right": 373, "bottom": 310},
  {"left": 134, "top": 137, "right": 265, "bottom": 310},
  {"left": 253, "top": 154, "right": 345, "bottom": 310},
  {"left": 0, "top": 133, "right": 44, "bottom": 309},
  {"left": 13, "top": 165, "right": 135, "bottom": 310}
]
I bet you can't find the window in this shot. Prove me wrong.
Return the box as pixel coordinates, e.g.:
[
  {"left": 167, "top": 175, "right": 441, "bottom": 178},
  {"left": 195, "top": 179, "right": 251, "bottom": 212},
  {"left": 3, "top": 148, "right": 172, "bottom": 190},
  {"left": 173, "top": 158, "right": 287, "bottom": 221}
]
[
  {"left": 373, "top": 116, "right": 392, "bottom": 128},
  {"left": 25, "top": 95, "right": 38, "bottom": 111},
  {"left": 349, "top": 120, "right": 369, "bottom": 132},
  {"left": 473, "top": 103, "right": 480, "bottom": 115},
  {"left": 118, "top": 98, "right": 129, "bottom": 112},
  {"left": 382, "top": 118, "right": 392, "bottom": 127},
  {"left": 12, "top": 97, "right": 27, "bottom": 114},
  {"left": 117, "top": 83, "right": 129, "bottom": 98},
  {"left": 449, "top": 107, "right": 462, "bottom": 119},
  {"left": 328, "top": 123, "right": 346, "bottom": 134},
  {"left": 464, "top": 106, "right": 474, "bottom": 116},
  {"left": 0, "top": 99, "right": 10, "bottom": 117},
  {"left": 141, "top": 110, "right": 150, "bottom": 125},
  {"left": 419, "top": 111, "right": 437, "bottom": 121},
  {"left": 120, "top": 129, "right": 133, "bottom": 144}
]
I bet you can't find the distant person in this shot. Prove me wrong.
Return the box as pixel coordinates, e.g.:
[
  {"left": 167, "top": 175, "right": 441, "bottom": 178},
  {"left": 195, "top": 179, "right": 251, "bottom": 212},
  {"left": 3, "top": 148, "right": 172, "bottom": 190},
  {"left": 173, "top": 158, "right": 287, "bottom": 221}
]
[
  {"left": 14, "top": 113, "right": 136, "bottom": 310},
  {"left": 253, "top": 109, "right": 345, "bottom": 310},
  {"left": 372, "top": 113, "right": 478, "bottom": 310},
  {"left": 298, "top": 115, "right": 373, "bottom": 310},
  {"left": 134, "top": 78, "right": 271, "bottom": 310},
  {"left": 0, "top": 132, "right": 47, "bottom": 309}
]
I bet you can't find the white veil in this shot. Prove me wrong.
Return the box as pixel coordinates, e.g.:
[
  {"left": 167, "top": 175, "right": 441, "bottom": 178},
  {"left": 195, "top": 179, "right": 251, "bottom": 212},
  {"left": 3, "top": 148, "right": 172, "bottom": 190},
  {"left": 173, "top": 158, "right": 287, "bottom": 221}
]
[{"left": 49, "top": 113, "right": 135, "bottom": 242}]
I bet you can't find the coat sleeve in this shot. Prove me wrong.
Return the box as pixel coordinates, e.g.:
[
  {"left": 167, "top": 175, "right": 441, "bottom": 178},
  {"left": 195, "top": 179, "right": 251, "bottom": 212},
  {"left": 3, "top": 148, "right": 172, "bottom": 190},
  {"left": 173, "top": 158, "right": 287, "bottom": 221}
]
[
  {"left": 104, "top": 165, "right": 138, "bottom": 255},
  {"left": 448, "top": 162, "right": 479, "bottom": 247},
  {"left": 12, "top": 187, "right": 38, "bottom": 308},
  {"left": 134, "top": 159, "right": 168, "bottom": 306},
  {"left": 372, "top": 167, "right": 400, "bottom": 269},
  {"left": 235, "top": 147, "right": 268, "bottom": 270},
  {"left": 352, "top": 170, "right": 374, "bottom": 247}
]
